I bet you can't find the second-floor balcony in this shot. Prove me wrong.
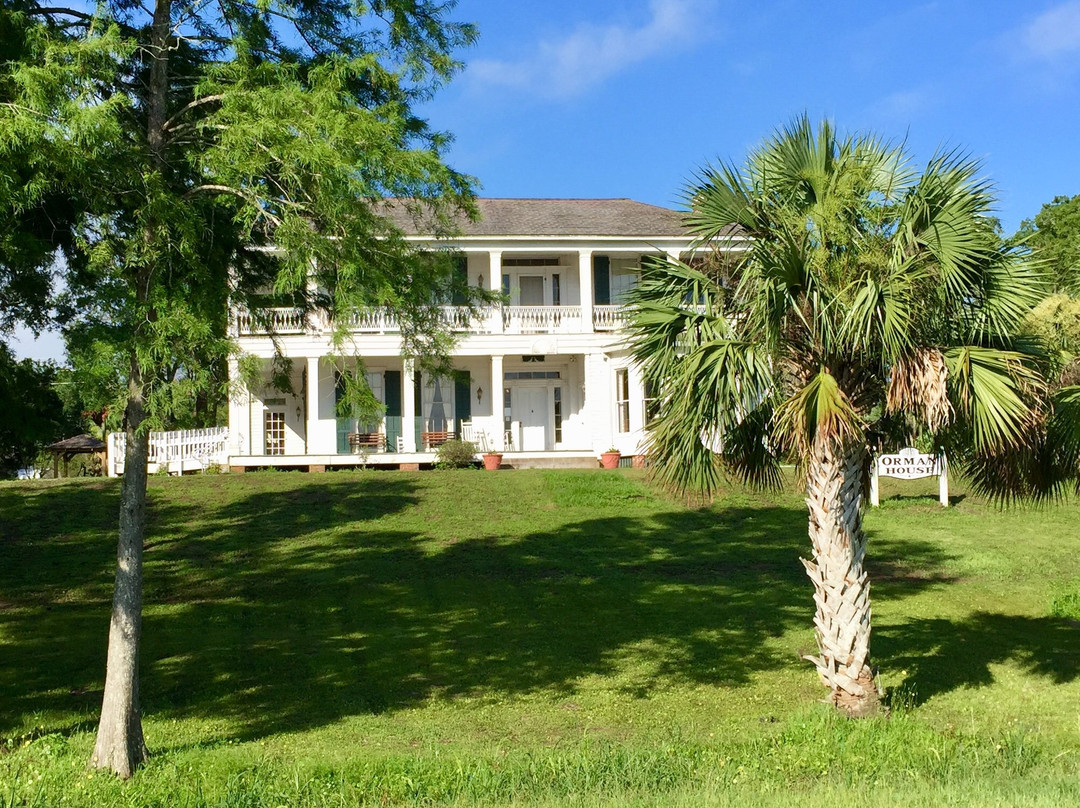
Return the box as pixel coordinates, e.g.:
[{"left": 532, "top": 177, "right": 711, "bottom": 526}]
[{"left": 233, "top": 304, "right": 630, "bottom": 338}]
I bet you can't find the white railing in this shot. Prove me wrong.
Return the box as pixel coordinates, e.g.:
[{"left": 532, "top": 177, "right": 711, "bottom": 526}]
[
  {"left": 503, "top": 305, "right": 582, "bottom": 333},
  {"left": 343, "top": 305, "right": 488, "bottom": 334},
  {"left": 438, "top": 305, "right": 487, "bottom": 332},
  {"left": 235, "top": 304, "right": 621, "bottom": 337},
  {"left": 593, "top": 305, "right": 629, "bottom": 331},
  {"left": 234, "top": 307, "right": 307, "bottom": 335},
  {"left": 108, "top": 427, "right": 230, "bottom": 476},
  {"left": 345, "top": 306, "right": 397, "bottom": 333}
]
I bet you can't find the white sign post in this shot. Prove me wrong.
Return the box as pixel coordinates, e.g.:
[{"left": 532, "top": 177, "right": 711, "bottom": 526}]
[{"left": 870, "top": 447, "right": 948, "bottom": 507}]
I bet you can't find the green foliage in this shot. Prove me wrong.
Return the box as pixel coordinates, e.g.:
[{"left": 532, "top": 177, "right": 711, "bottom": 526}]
[
  {"left": 1015, "top": 194, "right": 1080, "bottom": 293},
  {"left": 1, "top": 1, "right": 483, "bottom": 434},
  {"left": 1025, "top": 294, "right": 1080, "bottom": 384},
  {"left": 630, "top": 115, "right": 1057, "bottom": 500},
  {"left": 332, "top": 358, "right": 385, "bottom": 427},
  {"left": 0, "top": 343, "right": 74, "bottom": 477},
  {"left": 434, "top": 438, "right": 477, "bottom": 468}
]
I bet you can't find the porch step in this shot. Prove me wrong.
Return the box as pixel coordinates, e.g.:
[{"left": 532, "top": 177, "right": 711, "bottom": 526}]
[{"left": 504, "top": 455, "right": 599, "bottom": 470}]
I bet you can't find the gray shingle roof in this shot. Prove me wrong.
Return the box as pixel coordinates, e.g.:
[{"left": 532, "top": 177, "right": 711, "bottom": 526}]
[
  {"left": 46, "top": 434, "right": 107, "bottom": 453},
  {"left": 382, "top": 198, "right": 696, "bottom": 238}
]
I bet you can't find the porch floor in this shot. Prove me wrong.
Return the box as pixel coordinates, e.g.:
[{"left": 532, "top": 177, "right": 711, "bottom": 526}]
[{"left": 229, "top": 451, "right": 602, "bottom": 470}]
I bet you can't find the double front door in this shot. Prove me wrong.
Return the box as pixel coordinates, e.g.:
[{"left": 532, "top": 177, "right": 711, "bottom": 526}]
[{"left": 509, "top": 384, "right": 563, "bottom": 451}]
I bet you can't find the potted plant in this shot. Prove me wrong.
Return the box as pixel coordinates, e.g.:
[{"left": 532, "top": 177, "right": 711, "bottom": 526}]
[
  {"left": 482, "top": 451, "right": 503, "bottom": 471},
  {"left": 600, "top": 447, "right": 621, "bottom": 469}
]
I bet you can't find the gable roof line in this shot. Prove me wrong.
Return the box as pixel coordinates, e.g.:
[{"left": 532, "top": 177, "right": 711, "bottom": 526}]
[{"left": 380, "top": 197, "right": 713, "bottom": 238}]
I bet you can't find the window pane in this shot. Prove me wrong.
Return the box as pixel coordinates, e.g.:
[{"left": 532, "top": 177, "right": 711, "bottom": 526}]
[
  {"left": 615, "top": 369, "right": 630, "bottom": 433},
  {"left": 265, "top": 411, "right": 286, "bottom": 455}
]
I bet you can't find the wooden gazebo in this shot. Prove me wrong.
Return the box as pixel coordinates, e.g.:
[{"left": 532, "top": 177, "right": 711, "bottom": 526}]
[{"left": 45, "top": 434, "right": 107, "bottom": 478}]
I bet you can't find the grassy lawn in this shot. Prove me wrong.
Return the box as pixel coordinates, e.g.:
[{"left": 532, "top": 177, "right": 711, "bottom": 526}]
[{"left": 1, "top": 469, "right": 1079, "bottom": 806}]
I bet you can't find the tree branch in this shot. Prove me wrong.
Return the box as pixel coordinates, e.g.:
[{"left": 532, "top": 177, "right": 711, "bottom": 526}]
[
  {"left": 162, "top": 94, "right": 225, "bottom": 133},
  {"left": 28, "top": 7, "right": 139, "bottom": 36},
  {"left": 183, "top": 185, "right": 283, "bottom": 227}
]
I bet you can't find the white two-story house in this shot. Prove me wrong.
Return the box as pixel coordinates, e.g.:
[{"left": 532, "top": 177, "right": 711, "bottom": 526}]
[{"left": 226, "top": 198, "right": 739, "bottom": 470}]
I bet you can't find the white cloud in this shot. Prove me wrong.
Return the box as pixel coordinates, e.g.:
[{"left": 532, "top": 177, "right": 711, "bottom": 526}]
[
  {"left": 1020, "top": 1, "right": 1080, "bottom": 59},
  {"left": 467, "top": 0, "right": 719, "bottom": 99}
]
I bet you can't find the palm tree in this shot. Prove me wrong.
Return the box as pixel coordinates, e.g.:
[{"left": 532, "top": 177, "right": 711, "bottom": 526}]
[{"left": 629, "top": 116, "right": 1058, "bottom": 716}]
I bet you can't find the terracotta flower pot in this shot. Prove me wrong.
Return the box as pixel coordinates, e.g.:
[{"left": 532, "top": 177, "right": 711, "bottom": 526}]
[
  {"left": 482, "top": 452, "right": 503, "bottom": 471},
  {"left": 600, "top": 451, "right": 621, "bottom": 469}
]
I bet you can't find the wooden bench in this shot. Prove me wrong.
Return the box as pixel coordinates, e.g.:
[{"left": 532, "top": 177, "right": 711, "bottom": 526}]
[
  {"left": 420, "top": 430, "right": 455, "bottom": 450},
  {"left": 348, "top": 432, "right": 384, "bottom": 452}
]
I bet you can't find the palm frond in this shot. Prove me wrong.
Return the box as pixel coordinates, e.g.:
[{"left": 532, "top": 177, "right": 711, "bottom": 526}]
[
  {"left": 774, "top": 367, "right": 864, "bottom": 457},
  {"left": 944, "top": 346, "right": 1045, "bottom": 454},
  {"left": 1049, "top": 385, "right": 1080, "bottom": 490},
  {"left": 643, "top": 338, "right": 775, "bottom": 499},
  {"left": 840, "top": 273, "right": 915, "bottom": 362},
  {"left": 718, "top": 404, "right": 785, "bottom": 490},
  {"left": 886, "top": 347, "right": 952, "bottom": 432},
  {"left": 895, "top": 151, "right": 999, "bottom": 311},
  {"left": 683, "top": 162, "right": 757, "bottom": 238},
  {"left": 964, "top": 245, "right": 1049, "bottom": 343}
]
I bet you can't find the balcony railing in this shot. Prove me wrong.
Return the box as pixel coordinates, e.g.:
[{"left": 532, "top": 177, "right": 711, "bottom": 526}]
[
  {"left": 503, "top": 305, "right": 582, "bottom": 333},
  {"left": 593, "top": 305, "right": 629, "bottom": 331},
  {"left": 233, "top": 304, "right": 627, "bottom": 337},
  {"left": 234, "top": 307, "right": 308, "bottom": 335}
]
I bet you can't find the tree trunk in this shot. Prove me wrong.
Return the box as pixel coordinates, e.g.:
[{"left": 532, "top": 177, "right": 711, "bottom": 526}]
[
  {"left": 801, "top": 439, "right": 881, "bottom": 717},
  {"left": 90, "top": 0, "right": 172, "bottom": 777},
  {"left": 90, "top": 361, "right": 150, "bottom": 777}
]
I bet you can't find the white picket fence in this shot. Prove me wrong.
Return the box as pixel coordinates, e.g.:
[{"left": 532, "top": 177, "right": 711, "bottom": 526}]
[{"left": 107, "top": 427, "right": 230, "bottom": 477}]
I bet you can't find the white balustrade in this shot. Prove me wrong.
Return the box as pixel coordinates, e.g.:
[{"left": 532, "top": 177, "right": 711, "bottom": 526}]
[
  {"left": 593, "top": 305, "right": 629, "bottom": 331},
  {"left": 109, "top": 427, "right": 230, "bottom": 476},
  {"left": 234, "top": 307, "right": 307, "bottom": 335},
  {"left": 345, "top": 307, "right": 397, "bottom": 333},
  {"left": 437, "top": 305, "right": 489, "bottom": 333},
  {"left": 234, "top": 304, "right": 606, "bottom": 336},
  {"left": 503, "top": 305, "right": 582, "bottom": 334}
]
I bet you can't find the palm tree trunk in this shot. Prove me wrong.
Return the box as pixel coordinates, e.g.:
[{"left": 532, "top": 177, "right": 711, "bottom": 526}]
[
  {"left": 90, "top": 361, "right": 150, "bottom": 777},
  {"left": 801, "top": 439, "right": 881, "bottom": 717}
]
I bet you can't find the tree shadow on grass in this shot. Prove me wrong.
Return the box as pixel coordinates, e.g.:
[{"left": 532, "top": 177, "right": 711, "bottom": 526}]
[
  {"left": 1, "top": 473, "right": 972, "bottom": 744},
  {"left": 0, "top": 474, "right": 420, "bottom": 732},
  {"left": 875, "top": 612, "right": 1080, "bottom": 705}
]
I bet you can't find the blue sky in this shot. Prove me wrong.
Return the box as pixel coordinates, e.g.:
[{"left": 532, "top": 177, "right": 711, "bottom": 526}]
[
  {"left": 10, "top": 0, "right": 1080, "bottom": 361},
  {"left": 426, "top": 0, "right": 1080, "bottom": 226}
]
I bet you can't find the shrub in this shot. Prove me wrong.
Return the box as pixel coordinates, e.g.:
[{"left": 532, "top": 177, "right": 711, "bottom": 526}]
[{"left": 435, "top": 439, "right": 477, "bottom": 469}]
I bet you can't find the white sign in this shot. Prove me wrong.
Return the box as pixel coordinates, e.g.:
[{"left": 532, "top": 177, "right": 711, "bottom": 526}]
[
  {"left": 876, "top": 448, "right": 939, "bottom": 480},
  {"left": 870, "top": 447, "right": 949, "bottom": 507}
]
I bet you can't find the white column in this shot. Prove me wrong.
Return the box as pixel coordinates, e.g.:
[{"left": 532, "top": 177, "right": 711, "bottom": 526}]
[
  {"left": 666, "top": 249, "right": 681, "bottom": 266},
  {"left": 489, "top": 250, "right": 504, "bottom": 334},
  {"left": 582, "top": 353, "right": 611, "bottom": 453},
  {"left": 305, "top": 357, "right": 319, "bottom": 455},
  {"left": 402, "top": 359, "right": 417, "bottom": 452},
  {"left": 227, "top": 357, "right": 248, "bottom": 458},
  {"left": 938, "top": 450, "right": 949, "bottom": 508},
  {"left": 578, "top": 249, "right": 594, "bottom": 333},
  {"left": 491, "top": 354, "right": 505, "bottom": 450}
]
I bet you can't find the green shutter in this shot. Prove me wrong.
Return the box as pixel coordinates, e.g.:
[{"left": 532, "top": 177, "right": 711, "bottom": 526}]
[
  {"left": 451, "top": 253, "right": 468, "bottom": 305},
  {"left": 384, "top": 370, "right": 402, "bottom": 450},
  {"left": 593, "top": 255, "right": 610, "bottom": 305},
  {"left": 454, "top": 373, "right": 472, "bottom": 432},
  {"left": 334, "top": 371, "right": 351, "bottom": 453},
  {"left": 413, "top": 370, "right": 423, "bottom": 447}
]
